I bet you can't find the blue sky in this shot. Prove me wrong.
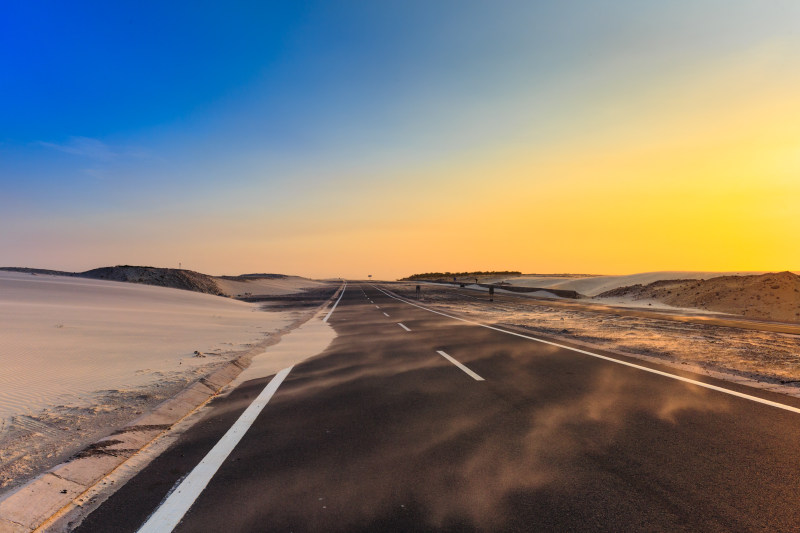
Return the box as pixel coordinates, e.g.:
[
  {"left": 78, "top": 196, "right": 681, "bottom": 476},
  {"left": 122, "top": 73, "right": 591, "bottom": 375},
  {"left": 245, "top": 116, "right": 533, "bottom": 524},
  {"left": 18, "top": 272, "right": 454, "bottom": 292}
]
[{"left": 2, "top": 1, "right": 799, "bottom": 277}]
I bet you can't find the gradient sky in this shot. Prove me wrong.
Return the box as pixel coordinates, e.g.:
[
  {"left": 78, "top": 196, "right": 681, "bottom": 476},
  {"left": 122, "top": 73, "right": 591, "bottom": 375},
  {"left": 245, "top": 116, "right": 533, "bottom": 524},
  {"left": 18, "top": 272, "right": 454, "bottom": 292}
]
[{"left": 2, "top": 1, "right": 799, "bottom": 279}]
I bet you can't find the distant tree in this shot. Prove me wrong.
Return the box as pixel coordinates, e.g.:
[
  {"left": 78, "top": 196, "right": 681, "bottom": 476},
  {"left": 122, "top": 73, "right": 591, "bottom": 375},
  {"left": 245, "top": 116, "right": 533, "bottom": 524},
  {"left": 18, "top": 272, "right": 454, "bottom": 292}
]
[{"left": 399, "top": 271, "right": 521, "bottom": 281}]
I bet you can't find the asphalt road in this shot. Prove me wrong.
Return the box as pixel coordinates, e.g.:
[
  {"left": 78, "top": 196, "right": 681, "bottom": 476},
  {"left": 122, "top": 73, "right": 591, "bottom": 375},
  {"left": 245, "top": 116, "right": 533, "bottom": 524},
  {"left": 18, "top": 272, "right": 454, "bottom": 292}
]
[{"left": 76, "top": 283, "right": 800, "bottom": 532}]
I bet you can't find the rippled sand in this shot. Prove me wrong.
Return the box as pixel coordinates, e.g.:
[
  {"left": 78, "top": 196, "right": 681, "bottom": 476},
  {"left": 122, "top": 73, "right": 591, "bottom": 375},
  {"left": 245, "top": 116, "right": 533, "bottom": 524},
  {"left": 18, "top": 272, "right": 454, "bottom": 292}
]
[{"left": 0, "top": 271, "right": 294, "bottom": 427}]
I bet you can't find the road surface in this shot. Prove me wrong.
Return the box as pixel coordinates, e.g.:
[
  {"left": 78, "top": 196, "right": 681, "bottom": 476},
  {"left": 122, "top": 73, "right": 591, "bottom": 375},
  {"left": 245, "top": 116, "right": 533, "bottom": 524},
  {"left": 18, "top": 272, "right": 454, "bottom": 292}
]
[{"left": 76, "top": 283, "right": 800, "bottom": 532}]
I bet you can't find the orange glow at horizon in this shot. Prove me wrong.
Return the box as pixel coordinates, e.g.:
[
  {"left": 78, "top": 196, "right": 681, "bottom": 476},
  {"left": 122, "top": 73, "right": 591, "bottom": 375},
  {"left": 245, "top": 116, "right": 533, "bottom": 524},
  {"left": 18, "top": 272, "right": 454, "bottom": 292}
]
[{"left": 6, "top": 22, "right": 800, "bottom": 281}]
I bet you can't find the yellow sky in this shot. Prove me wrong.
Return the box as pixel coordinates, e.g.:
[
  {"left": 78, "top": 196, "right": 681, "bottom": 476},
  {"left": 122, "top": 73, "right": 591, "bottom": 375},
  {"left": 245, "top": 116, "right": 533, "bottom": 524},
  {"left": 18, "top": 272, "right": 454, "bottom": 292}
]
[
  {"left": 5, "top": 5, "right": 800, "bottom": 280},
  {"left": 271, "top": 56, "right": 800, "bottom": 279},
  {"left": 61, "top": 87, "right": 799, "bottom": 279}
]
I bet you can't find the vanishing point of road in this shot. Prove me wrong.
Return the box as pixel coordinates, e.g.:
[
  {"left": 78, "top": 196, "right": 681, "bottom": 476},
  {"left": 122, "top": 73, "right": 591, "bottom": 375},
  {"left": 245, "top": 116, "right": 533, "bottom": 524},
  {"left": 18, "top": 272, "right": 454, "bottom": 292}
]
[{"left": 76, "top": 282, "right": 800, "bottom": 532}]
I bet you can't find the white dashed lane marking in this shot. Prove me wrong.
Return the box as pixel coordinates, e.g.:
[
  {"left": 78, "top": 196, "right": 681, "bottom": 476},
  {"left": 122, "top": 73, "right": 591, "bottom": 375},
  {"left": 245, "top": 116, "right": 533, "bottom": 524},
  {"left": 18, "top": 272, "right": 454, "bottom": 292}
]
[{"left": 437, "top": 350, "right": 485, "bottom": 381}]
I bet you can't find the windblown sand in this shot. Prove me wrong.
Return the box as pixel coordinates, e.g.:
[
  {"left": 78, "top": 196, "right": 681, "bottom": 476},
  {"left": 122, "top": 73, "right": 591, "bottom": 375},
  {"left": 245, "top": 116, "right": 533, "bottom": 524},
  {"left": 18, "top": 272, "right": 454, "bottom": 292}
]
[
  {"left": 0, "top": 271, "right": 305, "bottom": 490},
  {"left": 0, "top": 271, "right": 296, "bottom": 424},
  {"left": 394, "top": 283, "right": 800, "bottom": 387},
  {"left": 214, "top": 275, "right": 328, "bottom": 297}
]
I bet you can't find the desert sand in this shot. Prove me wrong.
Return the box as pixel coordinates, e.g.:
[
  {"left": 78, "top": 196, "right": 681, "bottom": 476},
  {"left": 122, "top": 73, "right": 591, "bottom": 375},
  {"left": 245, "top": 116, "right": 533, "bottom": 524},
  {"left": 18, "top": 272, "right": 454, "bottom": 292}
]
[
  {"left": 481, "top": 271, "right": 800, "bottom": 323},
  {"left": 0, "top": 271, "right": 294, "bottom": 426},
  {"left": 499, "top": 271, "right": 765, "bottom": 297},
  {"left": 0, "top": 270, "right": 327, "bottom": 491},
  {"left": 215, "top": 275, "right": 329, "bottom": 298},
  {"left": 598, "top": 271, "right": 800, "bottom": 324},
  {"left": 0, "top": 266, "right": 329, "bottom": 299}
]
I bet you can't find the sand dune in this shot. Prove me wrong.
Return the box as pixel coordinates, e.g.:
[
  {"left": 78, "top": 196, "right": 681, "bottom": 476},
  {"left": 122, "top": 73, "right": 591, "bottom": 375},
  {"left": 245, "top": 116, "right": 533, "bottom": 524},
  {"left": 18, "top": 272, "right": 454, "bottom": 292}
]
[
  {"left": 0, "top": 271, "right": 293, "bottom": 428},
  {"left": 0, "top": 266, "right": 326, "bottom": 300},
  {"left": 502, "top": 271, "right": 764, "bottom": 297},
  {"left": 215, "top": 275, "right": 328, "bottom": 298},
  {"left": 0, "top": 266, "right": 224, "bottom": 295},
  {"left": 498, "top": 271, "right": 800, "bottom": 322},
  {"left": 599, "top": 271, "right": 800, "bottom": 324}
]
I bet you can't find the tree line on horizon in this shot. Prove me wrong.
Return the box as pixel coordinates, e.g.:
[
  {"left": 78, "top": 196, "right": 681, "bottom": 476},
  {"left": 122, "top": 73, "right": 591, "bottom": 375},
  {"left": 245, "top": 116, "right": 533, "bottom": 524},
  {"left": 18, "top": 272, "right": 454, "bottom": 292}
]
[{"left": 401, "top": 271, "right": 521, "bottom": 281}]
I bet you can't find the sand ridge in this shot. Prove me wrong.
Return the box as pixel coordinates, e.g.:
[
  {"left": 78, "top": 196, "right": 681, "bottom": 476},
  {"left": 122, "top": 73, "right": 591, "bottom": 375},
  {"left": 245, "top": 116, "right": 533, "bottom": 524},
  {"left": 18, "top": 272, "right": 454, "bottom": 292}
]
[
  {"left": 499, "top": 271, "right": 766, "bottom": 297},
  {"left": 598, "top": 271, "right": 800, "bottom": 324},
  {"left": 0, "top": 266, "right": 224, "bottom": 295},
  {"left": 214, "top": 275, "right": 328, "bottom": 298},
  {"left": 0, "top": 266, "right": 327, "bottom": 300}
]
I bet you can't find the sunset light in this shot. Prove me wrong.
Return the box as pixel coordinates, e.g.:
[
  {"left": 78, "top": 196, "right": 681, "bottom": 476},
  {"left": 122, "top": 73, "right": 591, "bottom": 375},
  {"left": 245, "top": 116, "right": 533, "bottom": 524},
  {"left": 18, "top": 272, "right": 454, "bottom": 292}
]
[
  {"left": 3, "top": 4, "right": 800, "bottom": 531},
  {"left": 2, "top": 2, "right": 798, "bottom": 278}
]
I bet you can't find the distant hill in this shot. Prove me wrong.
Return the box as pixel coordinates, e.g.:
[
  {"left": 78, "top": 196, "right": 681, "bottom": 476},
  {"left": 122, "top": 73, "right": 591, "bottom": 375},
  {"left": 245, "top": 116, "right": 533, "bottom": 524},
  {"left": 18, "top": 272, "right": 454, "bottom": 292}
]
[
  {"left": 1, "top": 265, "right": 225, "bottom": 295},
  {"left": 401, "top": 271, "right": 521, "bottom": 281},
  {"left": 0, "top": 267, "right": 76, "bottom": 277},
  {"left": 0, "top": 266, "right": 324, "bottom": 299},
  {"left": 218, "top": 273, "right": 288, "bottom": 280},
  {"left": 84, "top": 266, "right": 225, "bottom": 295}
]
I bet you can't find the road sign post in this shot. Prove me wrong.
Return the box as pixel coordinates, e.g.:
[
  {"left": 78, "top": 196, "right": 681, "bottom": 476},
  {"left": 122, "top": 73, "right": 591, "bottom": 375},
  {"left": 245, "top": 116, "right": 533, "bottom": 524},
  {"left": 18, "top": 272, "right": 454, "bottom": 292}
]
[{"left": 489, "top": 286, "right": 494, "bottom": 302}]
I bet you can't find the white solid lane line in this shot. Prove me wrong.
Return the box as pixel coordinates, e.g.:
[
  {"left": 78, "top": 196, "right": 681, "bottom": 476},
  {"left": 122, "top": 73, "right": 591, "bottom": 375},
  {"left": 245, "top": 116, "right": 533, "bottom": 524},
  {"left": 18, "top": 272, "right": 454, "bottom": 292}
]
[
  {"left": 372, "top": 286, "right": 800, "bottom": 416},
  {"left": 137, "top": 367, "right": 293, "bottom": 533},
  {"left": 383, "top": 312, "right": 390, "bottom": 317},
  {"left": 323, "top": 281, "right": 347, "bottom": 323},
  {"left": 437, "top": 350, "right": 485, "bottom": 381},
  {"left": 398, "top": 323, "right": 411, "bottom": 332}
]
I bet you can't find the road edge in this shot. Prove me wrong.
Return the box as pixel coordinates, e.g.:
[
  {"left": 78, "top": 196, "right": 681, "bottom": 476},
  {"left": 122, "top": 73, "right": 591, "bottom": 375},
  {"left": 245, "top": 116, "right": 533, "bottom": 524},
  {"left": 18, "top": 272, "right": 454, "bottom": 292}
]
[
  {"left": 0, "top": 282, "right": 346, "bottom": 533},
  {"left": 376, "top": 284, "right": 800, "bottom": 401}
]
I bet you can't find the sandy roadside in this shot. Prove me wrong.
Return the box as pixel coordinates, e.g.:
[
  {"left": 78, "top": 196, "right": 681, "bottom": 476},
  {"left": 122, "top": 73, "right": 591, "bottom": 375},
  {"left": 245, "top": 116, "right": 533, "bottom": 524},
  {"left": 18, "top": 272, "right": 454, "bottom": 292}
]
[
  {"left": 0, "top": 272, "right": 337, "bottom": 496},
  {"left": 0, "top": 284, "right": 344, "bottom": 533},
  {"left": 388, "top": 283, "right": 800, "bottom": 395}
]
